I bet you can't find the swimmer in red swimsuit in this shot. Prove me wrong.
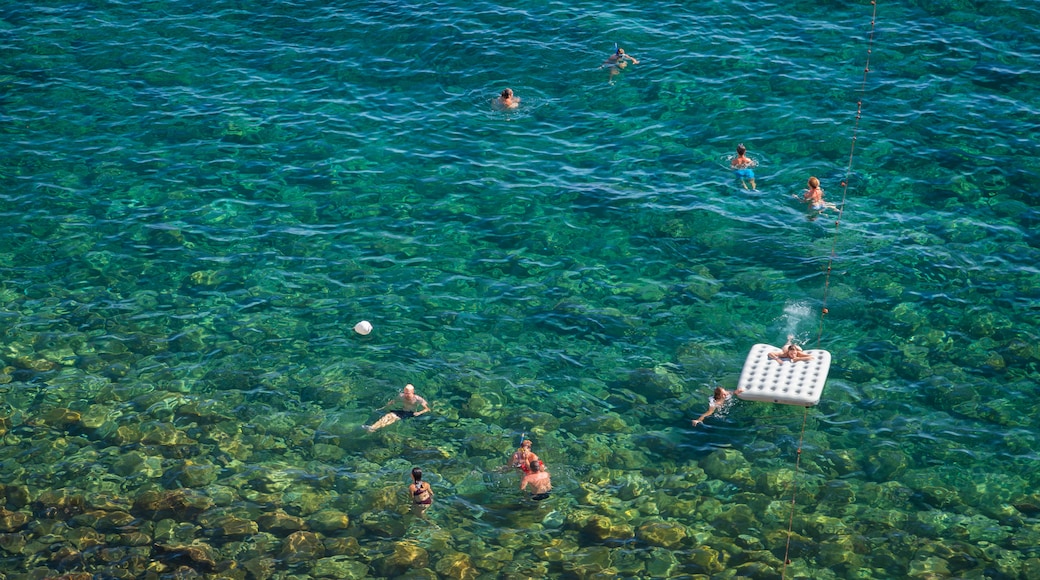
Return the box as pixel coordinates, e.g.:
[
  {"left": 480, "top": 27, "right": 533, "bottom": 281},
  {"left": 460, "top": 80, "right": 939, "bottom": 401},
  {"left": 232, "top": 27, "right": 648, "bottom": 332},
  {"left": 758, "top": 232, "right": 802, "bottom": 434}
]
[{"left": 510, "top": 439, "right": 544, "bottom": 475}]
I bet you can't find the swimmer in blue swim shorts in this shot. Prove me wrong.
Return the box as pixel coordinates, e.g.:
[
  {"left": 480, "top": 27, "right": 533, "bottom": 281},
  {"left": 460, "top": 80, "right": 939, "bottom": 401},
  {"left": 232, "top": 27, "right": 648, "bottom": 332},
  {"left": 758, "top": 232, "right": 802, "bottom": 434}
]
[{"left": 731, "top": 144, "right": 757, "bottom": 190}]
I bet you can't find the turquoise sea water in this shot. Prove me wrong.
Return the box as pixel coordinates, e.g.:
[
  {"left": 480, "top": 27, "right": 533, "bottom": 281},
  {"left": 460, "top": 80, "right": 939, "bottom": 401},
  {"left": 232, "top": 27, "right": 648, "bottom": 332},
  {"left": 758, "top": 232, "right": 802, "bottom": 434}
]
[{"left": 2, "top": 0, "right": 1040, "bottom": 578}]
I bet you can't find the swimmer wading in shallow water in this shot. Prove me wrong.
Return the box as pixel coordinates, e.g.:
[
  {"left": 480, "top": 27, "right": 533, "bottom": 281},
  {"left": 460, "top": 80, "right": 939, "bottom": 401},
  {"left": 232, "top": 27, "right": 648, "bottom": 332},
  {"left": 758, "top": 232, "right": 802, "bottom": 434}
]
[{"left": 365, "top": 383, "right": 430, "bottom": 431}]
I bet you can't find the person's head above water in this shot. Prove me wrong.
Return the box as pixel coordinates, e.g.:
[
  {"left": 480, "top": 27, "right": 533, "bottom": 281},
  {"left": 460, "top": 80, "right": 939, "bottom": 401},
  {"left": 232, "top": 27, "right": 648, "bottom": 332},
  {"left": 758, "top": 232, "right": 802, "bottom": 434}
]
[
  {"left": 737, "top": 143, "right": 747, "bottom": 156},
  {"left": 501, "top": 88, "right": 513, "bottom": 99},
  {"left": 808, "top": 176, "right": 820, "bottom": 189}
]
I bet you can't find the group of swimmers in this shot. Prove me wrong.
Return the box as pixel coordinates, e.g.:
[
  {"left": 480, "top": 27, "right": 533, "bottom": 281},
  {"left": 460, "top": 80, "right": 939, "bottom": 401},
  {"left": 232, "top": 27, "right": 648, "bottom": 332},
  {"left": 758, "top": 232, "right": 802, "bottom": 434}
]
[
  {"left": 493, "top": 45, "right": 640, "bottom": 111},
  {"left": 730, "top": 143, "right": 840, "bottom": 212},
  {"left": 367, "top": 384, "right": 552, "bottom": 514},
  {"left": 690, "top": 336, "right": 815, "bottom": 427},
  {"left": 492, "top": 45, "right": 837, "bottom": 213}
]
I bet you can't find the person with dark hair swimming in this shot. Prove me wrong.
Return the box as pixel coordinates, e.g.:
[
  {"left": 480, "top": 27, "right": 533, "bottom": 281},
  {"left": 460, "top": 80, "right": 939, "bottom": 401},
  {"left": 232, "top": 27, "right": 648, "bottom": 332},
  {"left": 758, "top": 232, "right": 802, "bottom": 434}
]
[
  {"left": 520, "top": 459, "right": 552, "bottom": 501},
  {"left": 602, "top": 44, "right": 639, "bottom": 83},
  {"left": 731, "top": 143, "right": 758, "bottom": 190},
  {"left": 691, "top": 386, "right": 744, "bottom": 427},
  {"left": 365, "top": 383, "right": 430, "bottom": 431},
  {"left": 494, "top": 87, "right": 520, "bottom": 110},
  {"left": 409, "top": 467, "right": 434, "bottom": 516}
]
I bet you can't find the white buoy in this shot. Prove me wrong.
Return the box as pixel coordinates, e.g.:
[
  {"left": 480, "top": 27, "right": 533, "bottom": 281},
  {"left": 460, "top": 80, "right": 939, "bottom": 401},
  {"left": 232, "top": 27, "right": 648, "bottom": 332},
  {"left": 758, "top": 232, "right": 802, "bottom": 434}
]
[{"left": 353, "top": 321, "right": 373, "bottom": 335}]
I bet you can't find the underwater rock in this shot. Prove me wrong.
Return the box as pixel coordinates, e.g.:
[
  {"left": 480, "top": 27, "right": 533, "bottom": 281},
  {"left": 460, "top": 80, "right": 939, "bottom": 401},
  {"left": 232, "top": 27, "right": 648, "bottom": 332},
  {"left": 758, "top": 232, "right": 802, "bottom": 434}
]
[
  {"left": 0, "top": 532, "right": 26, "bottom": 554},
  {"left": 378, "top": 541, "right": 429, "bottom": 576},
  {"left": 636, "top": 520, "right": 687, "bottom": 548},
  {"left": 0, "top": 509, "right": 31, "bottom": 532},
  {"left": 41, "top": 407, "right": 83, "bottom": 430},
  {"left": 818, "top": 449, "right": 860, "bottom": 477},
  {"left": 0, "top": 484, "right": 30, "bottom": 510},
  {"left": 86, "top": 509, "right": 136, "bottom": 532},
  {"left": 169, "top": 459, "right": 220, "bottom": 488},
  {"left": 801, "top": 513, "right": 847, "bottom": 538},
  {"left": 307, "top": 509, "right": 350, "bottom": 533},
  {"left": 112, "top": 451, "right": 164, "bottom": 479},
  {"left": 284, "top": 488, "right": 335, "bottom": 516},
  {"left": 621, "top": 366, "right": 685, "bottom": 399},
  {"left": 313, "top": 555, "right": 370, "bottom": 579},
  {"left": 66, "top": 530, "right": 105, "bottom": 552},
  {"left": 573, "top": 412, "right": 629, "bottom": 434},
  {"left": 859, "top": 481, "right": 913, "bottom": 509},
  {"left": 702, "top": 448, "right": 753, "bottom": 487},
  {"left": 817, "top": 480, "right": 857, "bottom": 506},
  {"left": 32, "top": 488, "right": 86, "bottom": 520},
  {"left": 254, "top": 466, "right": 296, "bottom": 494},
  {"left": 687, "top": 545, "right": 725, "bottom": 575},
  {"left": 755, "top": 468, "right": 796, "bottom": 496},
  {"left": 474, "top": 547, "right": 514, "bottom": 572},
  {"left": 1012, "top": 493, "right": 1040, "bottom": 516},
  {"left": 908, "top": 555, "right": 951, "bottom": 578},
  {"left": 357, "top": 511, "right": 405, "bottom": 538},
  {"left": 257, "top": 510, "right": 305, "bottom": 533},
  {"left": 132, "top": 489, "right": 214, "bottom": 521},
  {"left": 561, "top": 546, "right": 614, "bottom": 578},
  {"left": 580, "top": 515, "right": 634, "bottom": 542},
  {"left": 323, "top": 536, "right": 361, "bottom": 557},
  {"left": 140, "top": 422, "right": 197, "bottom": 447},
  {"left": 865, "top": 447, "right": 908, "bottom": 481},
  {"left": 461, "top": 392, "right": 505, "bottom": 419},
  {"left": 198, "top": 512, "right": 258, "bottom": 538},
  {"left": 279, "top": 530, "right": 325, "bottom": 564},
  {"left": 711, "top": 504, "right": 760, "bottom": 537},
  {"left": 532, "top": 537, "right": 578, "bottom": 562},
  {"left": 643, "top": 546, "right": 676, "bottom": 577},
  {"left": 435, "top": 552, "right": 478, "bottom": 580},
  {"left": 154, "top": 541, "right": 219, "bottom": 571}
]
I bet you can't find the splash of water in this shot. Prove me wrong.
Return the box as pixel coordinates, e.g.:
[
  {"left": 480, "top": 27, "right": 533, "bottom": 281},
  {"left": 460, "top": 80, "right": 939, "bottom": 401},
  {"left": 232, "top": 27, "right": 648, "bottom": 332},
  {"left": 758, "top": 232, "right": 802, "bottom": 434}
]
[{"left": 781, "top": 301, "right": 814, "bottom": 343}]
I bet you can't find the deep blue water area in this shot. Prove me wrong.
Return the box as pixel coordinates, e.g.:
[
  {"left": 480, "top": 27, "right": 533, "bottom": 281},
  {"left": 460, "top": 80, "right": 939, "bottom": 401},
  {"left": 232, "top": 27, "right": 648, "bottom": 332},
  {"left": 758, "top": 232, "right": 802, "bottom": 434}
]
[{"left": 1, "top": 0, "right": 1039, "bottom": 578}]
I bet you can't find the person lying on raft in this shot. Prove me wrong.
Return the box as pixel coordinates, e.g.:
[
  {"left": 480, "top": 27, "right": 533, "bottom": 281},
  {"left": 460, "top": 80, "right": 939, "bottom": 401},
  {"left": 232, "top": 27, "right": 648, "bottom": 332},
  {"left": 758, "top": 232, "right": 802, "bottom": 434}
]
[{"left": 768, "top": 336, "right": 814, "bottom": 364}]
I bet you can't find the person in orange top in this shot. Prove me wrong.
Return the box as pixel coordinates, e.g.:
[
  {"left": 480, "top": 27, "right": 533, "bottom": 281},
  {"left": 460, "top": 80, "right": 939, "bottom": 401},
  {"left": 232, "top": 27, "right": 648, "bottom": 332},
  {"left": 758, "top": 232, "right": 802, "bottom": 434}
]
[{"left": 510, "top": 439, "right": 545, "bottom": 475}]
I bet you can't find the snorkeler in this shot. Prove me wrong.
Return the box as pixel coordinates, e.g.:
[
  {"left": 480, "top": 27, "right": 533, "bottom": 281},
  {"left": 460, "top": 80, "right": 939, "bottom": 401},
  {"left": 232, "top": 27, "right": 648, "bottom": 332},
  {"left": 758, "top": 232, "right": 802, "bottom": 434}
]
[
  {"left": 691, "top": 386, "right": 744, "bottom": 427},
  {"left": 364, "top": 384, "right": 431, "bottom": 431},
  {"left": 731, "top": 143, "right": 757, "bottom": 190},
  {"left": 510, "top": 439, "right": 545, "bottom": 475},
  {"left": 495, "top": 88, "right": 520, "bottom": 110},
  {"left": 602, "top": 44, "right": 639, "bottom": 83}
]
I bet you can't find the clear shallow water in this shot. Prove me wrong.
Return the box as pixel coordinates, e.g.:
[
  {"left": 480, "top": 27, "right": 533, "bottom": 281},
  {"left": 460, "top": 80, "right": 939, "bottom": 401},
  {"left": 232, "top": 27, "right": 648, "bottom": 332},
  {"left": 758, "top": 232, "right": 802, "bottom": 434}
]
[{"left": 1, "top": 0, "right": 1039, "bottom": 578}]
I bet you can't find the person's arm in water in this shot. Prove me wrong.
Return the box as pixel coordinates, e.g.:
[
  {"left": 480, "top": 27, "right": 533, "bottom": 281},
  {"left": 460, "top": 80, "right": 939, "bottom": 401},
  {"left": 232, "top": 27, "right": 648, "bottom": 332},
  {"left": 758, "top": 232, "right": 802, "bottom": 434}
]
[
  {"left": 414, "top": 396, "right": 431, "bottom": 416},
  {"left": 691, "top": 403, "right": 718, "bottom": 427}
]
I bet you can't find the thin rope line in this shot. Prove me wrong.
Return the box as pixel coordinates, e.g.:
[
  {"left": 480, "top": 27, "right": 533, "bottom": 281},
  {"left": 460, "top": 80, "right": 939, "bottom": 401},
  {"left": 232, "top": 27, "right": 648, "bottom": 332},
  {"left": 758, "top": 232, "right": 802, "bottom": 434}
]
[
  {"left": 781, "top": 406, "right": 810, "bottom": 578},
  {"left": 785, "top": 3, "right": 878, "bottom": 578},
  {"left": 815, "top": 0, "right": 878, "bottom": 350}
]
